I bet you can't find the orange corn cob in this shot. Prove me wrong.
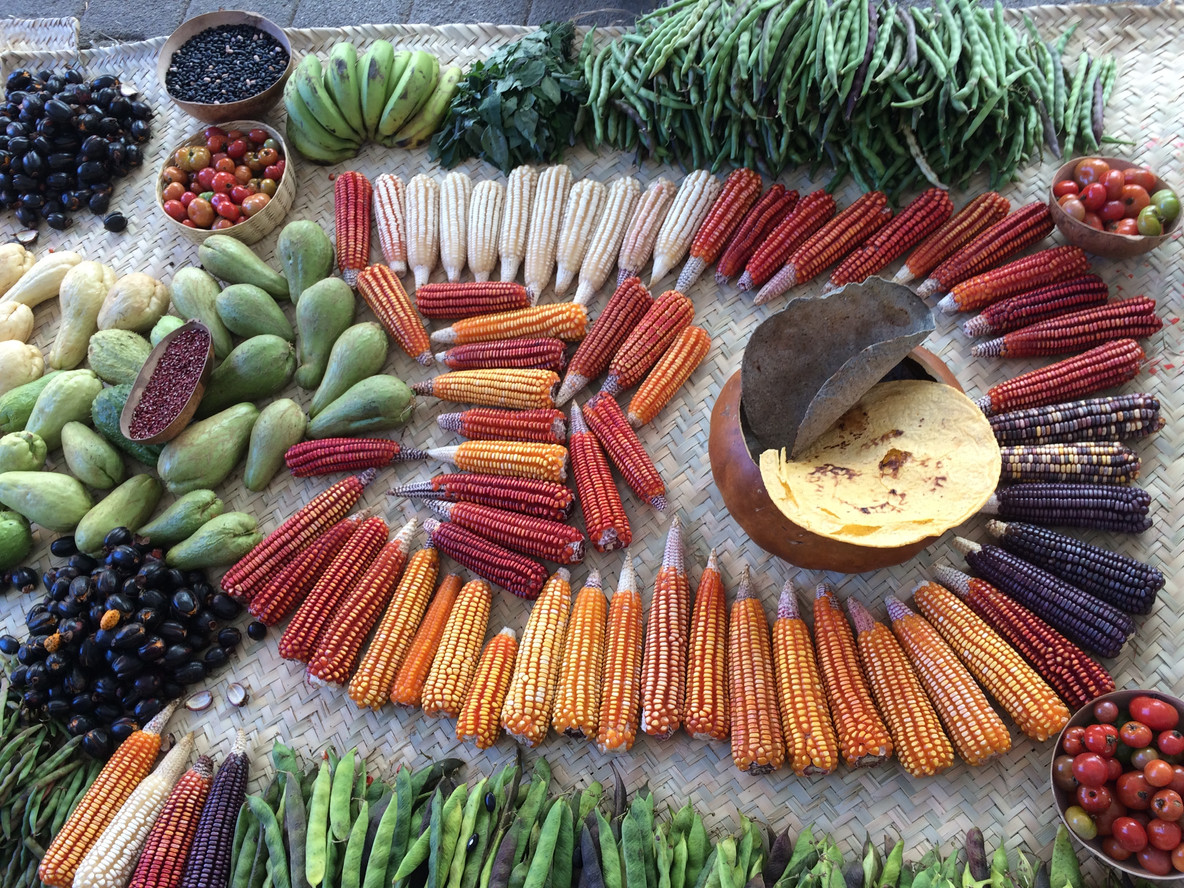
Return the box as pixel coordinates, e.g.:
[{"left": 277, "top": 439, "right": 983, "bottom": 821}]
[
  {"left": 682, "top": 550, "right": 728, "bottom": 742},
  {"left": 391, "top": 573, "right": 463, "bottom": 708},
  {"left": 430, "top": 302, "right": 588, "bottom": 345},
  {"left": 127, "top": 755, "right": 214, "bottom": 888},
  {"left": 278, "top": 516, "right": 390, "bottom": 663},
  {"left": 627, "top": 325, "right": 710, "bottom": 428},
  {"left": 963, "top": 275, "right": 1110, "bottom": 338},
  {"left": 826, "top": 187, "right": 953, "bottom": 290},
  {"left": 426, "top": 499, "right": 585, "bottom": 564},
  {"left": 728, "top": 568, "right": 785, "bottom": 774},
  {"left": 596, "top": 551, "right": 644, "bottom": 753},
  {"left": 601, "top": 289, "right": 694, "bottom": 396},
  {"left": 422, "top": 578, "right": 492, "bottom": 717},
  {"left": 845, "top": 599, "right": 954, "bottom": 778},
  {"left": 437, "top": 407, "right": 567, "bottom": 445},
  {"left": 640, "top": 516, "right": 689, "bottom": 739},
  {"left": 896, "top": 192, "right": 1011, "bottom": 284},
  {"left": 773, "top": 581, "right": 838, "bottom": 776},
  {"left": 285, "top": 438, "right": 401, "bottom": 478},
  {"left": 552, "top": 570, "right": 608, "bottom": 739},
  {"left": 939, "top": 245, "right": 1091, "bottom": 313},
  {"left": 737, "top": 190, "right": 834, "bottom": 290},
  {"left": 457, "top": 627, "right": 518, "bottom": 749},
  {"left": 813, "top": 583, "right": 892, "bottom": 768},
  {"left": 348, "top": 544, "right": 441, "bottom": 708},
  {"left": 306, "top": 519, "right": 417, "bottom": 686},
  {"left": 412, "top": 368, "right": 559, "bottom": 410},
  {"left": 716, "top": 186, "right": 798, "bottom": 283},
  {"left": 583, "top": 392, "right": 666, "bottom": 511},
  {"left": 355, "top": 263, "right": 432, "bottom": 365},
  {"left": 569, "top": 401, "right": 631, "bottom": 553},
  {"left": 399, "top": 440, "right": 568, "bottom": 483},
  {"left": 335, "top": 171, "right": 372, "bottom": 287},
  {"left": 436, "top": 337, "right": 567, "bottom": 373},
  {"left": 415, "top": 282, "right": 531, "bottom": 319},
  {"left": 557, "top": 277, "right": 654, "bottom": 406},
  {"left": 975, "top": 338, "right": 1145, "bottom": 415},
  {"left": 677, "top": 168, "right": 762, "bottom": 291},
  {"left": 972, "top": 298, "right": 1162, "bottom": 359},
  {"left": 885, "top": 596, "right": 1012, "bottom": 765},
  {"left": 373, "top": 173, "right": 407, "bottom": 275},
  {"left": 424, "top": 517, "right": 548, "bottom": 600},
  {"left": 390, "top": 472, "right": 574, "bottom": 521},
  {"left": 502, "top": 569, "right": 572, "bottom": 746}
]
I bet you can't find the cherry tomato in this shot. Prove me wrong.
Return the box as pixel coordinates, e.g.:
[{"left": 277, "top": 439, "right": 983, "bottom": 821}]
[
  {"left": 230, "top": 185, "right": 253, "bottom": 204},
  {"left": 1152, "top": 790, "right": 1184, "bottom": 822},
  {"left": 182, "top": 219, "right": 195, "bottom": 228},
  {"left": 161, "top": 181, "right": 186, "bottom": 202},
  {"left": 1151, "top": 189, "right": 1180, "bottom": 223},
  {"left": 257, "top": 147, "right": 280, "bottom": 167},
  {"left": 211, "top": 172, "right": 237, "bottom": 195},
  {"left": 1172, "top": 843, "right": 1184, "bottom": 873},
  {"left": 1100, "top": 169, "right": 1126, "bottom": 201},
  {"left": 225, "top": 129, "right": 245, "bottom": 141},
  {"left": 233, "top": 165, "right": 254, "bottom": 186},
  {"left": 1113, "top": 218, "right": 1141, "bottom": 236},
  {"left": 1170, "top": 765, "right": 1184, "bottom": 794},
  {"left": 214, "top": 156, "right": 236, "bottom": 173},
  {"left": 184, "top": 146, "right": 211, "bottom": 171},
  {"left": 259, "top": 178, "right": 279, "bottom": 197},
  {"left": 179, "top": 190, "right": 197, "bottom": 208},
  {"left": 1060, "top": 197, "right": 1087, "bottom": 221},
  {"left": 1054, "top": 755, "right": 1080, "bottom": 791},
  {"left": 1148, "top": 760, "right": 1176, "bottom": 788},
  {"left": 1108, "top": 757, "right": 1125, "bottom": 782},
  {"left": 1100, "top": 200, "right": 1127, "bottom": 222},
  {"left": 187, "top": 197, "right": 215, "bottom": 228},
  {"left": 1118, "top": 772, "right": 1153, "bottom": 810},
  {"left": 1078, "top": 784, "right": 1114, "bottom": 814},
  {"left": 206, "top": 132, "right": 228, "bottom": 154},
  {"left": 1132, "top": 697, "right": 1181, "bottom": 732},
  {"left": 211, "top": 217, "right": 235, "bottom": 230},
  {"left": 1138, "top": 206, "right": 1164, "bottom": 236},
  {"left": 203, "top": 125, "right": 227, "bottom": 137},
  {"left": 1080, "top": 182, "right": 1108, "bottom": 212},
  {"left": 1134, "top": 747, "right": 1163, "bottom": 771},
  {"left": 248, "top": 128, "right": 270, "bottom": 144},
  {"left": 1114, "top": 817, "right": 1149, "bottom": 851},
  {"left": 1102, "top": 837, "right": 1132, "bottom": 861},
  {"left": 1095, "top": 700, "right": 1121, "bottom": 724},
  {"left": 1124, "top": 167, "right": 1157, "bottom": 190},
  {"left": 210, "top": 193, "right": 241, "bottom": 221},
  {"left": 1075, "top": 158, "right": 1111, "bottom": 186},
  {"left": 162, "top": 199, "right": 187, "bottom": 222},
  {"left": 1149, "top": 819, "right": 1183, "bottom": 851},
  {"left": 1096, "top": 799, "right": 1129, "bottom": 836},
  {"left": 1064, "top": 805, "right": 1098, "bottom": 840},
  {"left": 241, "top": 193, "right": 271, "bottom": 217},
  {"left": 195, "top": 167, "right": 217, "bottom": 191},
  {"left": 1138, "top": 845, "right": 1173, "bottom": 876},
  {"left": 1064, "top": 726, "right": 1087, "bottom": 755},
  {"left": 263, "top": 162, "right": 284, "bottom": 181},
  {"left": 226, "top": 138, "right": 248, "bottom": 160},
  {"left": 1074, "top": 753, "right": 1110, "bottom": 787},
  {"left": 244, "top": 152, "right": 265, "bottom": 173},
  {"left": 1086, "top": 724, "right": 1120, "bottom": 757},
  {"left": 1082, "top": 212, "right": 1104, "bottom": 231},
  {"left": 1053, "top": 179, "right": 1080, "bottom": 199},
  {"left": 1122, "top": 184, "right": 1152, "bottom": 218},
  {"left": 1122, "top": 721, "right": 1154, "bottom": 749},
  {"left": 162, "top": 165, "right": 187, "bottom": 185}
]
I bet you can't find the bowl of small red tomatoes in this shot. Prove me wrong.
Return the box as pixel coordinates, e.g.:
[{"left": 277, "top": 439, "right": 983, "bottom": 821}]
[
  {"left": 1049, "top": 157, "right": 1180, "bottom": 259},
  {"left": 1050, "top": 689, "right": 1184, "bottom": 879},
  {"left": 155, "top": 119, "right": 295, "bottom": 246}
]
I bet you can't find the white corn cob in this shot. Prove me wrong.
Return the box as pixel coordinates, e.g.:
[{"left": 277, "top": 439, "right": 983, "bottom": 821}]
[
  {"left": 374, "top": 174, "right": 408, "bottom": 276},
  {"left": 73, "top": 733, "right": 195, "bottom": 888},
  {"left": 523, "top": 165, "right": 574, "bottom": 304},
  {"left": 554, "top": 179, "right": 607, "bottom": 298},
  {"left": 575, "top": 177, "right": 641, "bottom": 306},
  {"left": 439, "top": 171, "right": 473, "bottom": 282},
  {"left": 468, "top": 181, "right": 505, "bottom": 283},
  {"left": 500, "top": 165, "right": 538, "bottom": 283},
  {"left": 406, "top": 174, "right": 441, "bottom": 289},
  {"left": 618, "top": 178, "right": 676, "bottom": 285},
  {"left": 650, "top": 170, "right": 721, "bottom": 287}
]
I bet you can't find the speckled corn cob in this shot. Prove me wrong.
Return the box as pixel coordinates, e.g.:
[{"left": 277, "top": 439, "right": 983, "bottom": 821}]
[
  {"left": 389, "top": 472, "right": 574, "bottom": 521},
  {"left": 422, "top": 578, "right": 492, "bottom": 717},
  {"left": 437, "top": 407, "right": 567, "bottom": 444},
  {"left": 997, "top": 442, "right": 1141, "bottom": 485},
  {"left": 772, "top": 582, "right": 838, "bottom": 776},
  {"left": 424, "top": 516, "right": 549, "bottom": 600},
  {"left": 415, "top": 281, "right": 531, "bottom": 319},
  {"left": 963, "top": 275, "right": 1110, "bottom": 338},
  {"left": 557, "top": 277, "right": 654, "bottom": 406},
  {"left": 468, "top": 180, "right": 505, "bottom": 282},
  {"left": 987, "top": 393, "right": 1163, "bottom": 445},
  {"left": 641, "top": 516, "right": 690, "bottom": 739},
  {"left": 436, "top": 337, "right": 567, "bottom": 373},
  {"left": 126, "top": 755, "right": 214, "bottom": 888},
  {"left": 618, "top": 178, "right": 677, "bottom": 283},
  {"left": 499, "top": 165, "right": 538, "bottom": 283},
  {"left": 335, "top": 171, "right": 373, "bottom": 287},
  {"left": 430, "top": 302, "right": 588, "bottom": 345},
  {"left": 373, "top": 173, "right": 407, "bottom": 276},
  {"left": 502, "top": 569, "right": 572, "bottom": 746},
  {"left": 583, "top": 392, "right": 666, "bottom": 511},
  {"left": 524, "top": 165, "right": 573, "bottom": 302},
  {"left": 552, "top": 571, "right": 608, "bottom": 739},
  {"left": 555, "top": 179, "right": 607, "bottom": 297},
  {"left": 601, "top": 289, "right": 694, "bottom": 396},
  {"left": 678, "top": 167, "right": 761, "bottom": 291},
  {"left": 596, "top": 550, "right": 644, "bottom": 753},
  {"left": 682, "top": 550, "right": 728, "bottom": 742},
  {"left": 457, "top": 628, "right": 518, "bottom": 749},
  {"left": 406, "top": 174, "right": 440, "bottom": 288},
  {"left": 412, "top": 368, "right": 559, "bottom": 409},
  {"left": 356, "top": 263, "right": 432, "bottom": 364},
  {"left": 576, "top": 177, "right": 641, "bottom": 305},
  {"left": 627, "top": 325, "right": 710, "bottom": 427}
]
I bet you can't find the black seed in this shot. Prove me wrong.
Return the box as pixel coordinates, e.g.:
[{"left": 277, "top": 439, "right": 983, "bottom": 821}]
[
  {"left": 246, "top": 621, "right": 267, "bottom": 641},
  {"left": 102, "top": 212, "right": 126, "bottom": 232},
  {"left": 50, "top": 537, "right": 77, "bottom": 557}
]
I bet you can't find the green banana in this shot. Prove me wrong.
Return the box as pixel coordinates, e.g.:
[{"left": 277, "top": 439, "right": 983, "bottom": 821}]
[
  {"left": 325, "top": 42, "right": 366, "bottom": 137},
  {"left": 285, "top": 117, "right": 357, "bottom": 165},
  {"left": 359, "top": 40, "right": 396, "bottom": 138},
  {"left": 295, "top": 54, "right": 363, "bottom": 142},
  {"left": 284, "top": 77, "right": 360, "bottom": 161},
  {"left": 377, "top": 51, "right": 439, "bottom": 140},
  {"left": 393, "top": 65, "right": 463, "bottom": 149}
]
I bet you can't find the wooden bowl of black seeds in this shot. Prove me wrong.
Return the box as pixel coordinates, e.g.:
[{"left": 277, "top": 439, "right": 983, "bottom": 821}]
[{"left": 158, "top": 11, "right": 294, "bottom": 123}]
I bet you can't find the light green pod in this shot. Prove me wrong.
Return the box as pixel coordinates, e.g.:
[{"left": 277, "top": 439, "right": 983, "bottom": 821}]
[
  {"left": 73, "top": 473, "right": 162, "bottom": 555},
  {"left": 61, "top": 422, "right": 126, "bottom": 490},
  {"left": 244, "top": 399, "right": 307, "bottom": 492}
]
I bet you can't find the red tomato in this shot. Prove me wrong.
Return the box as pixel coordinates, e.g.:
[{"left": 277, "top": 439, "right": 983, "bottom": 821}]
[
  {"left": 1102, "top": 169, "right": 1126, "bottom": 201},
  {"left": 1159, "top": 731, "right": 1184, "bottom": 756},
  {"left": 187, "top": 197, "right": 215, "bottom": 228},
  {"left": 161, "top": 181, "right": 186, "bottom": 202},
  {"left": 1123, "top": 185, "right": 1153, "bottom": 218},
  {"left": 1060, "top": 197, "right": 1087, "bottom": 221},
  {"left": 1075, "top": 157, "right": 1111, "bottom": 186},
  {"left": 214, "top": 156, "right": 236, "bottom": 173},
  {"left": 1170, "top": 765, "right": 1184, "bottom": 794},
  {"left": 1053, "top": 179, "right": 1081, "bottom": 199},
  {"left": 1148, "top": 818, "right": 1183, "bottom": 851},
  {"left": 210, "top": 193, "right": 241, "bottom": 221},
  {"left": 161, "top": 165, "right": 186, "bottom": 185},
  {"left": 1086, "top": 724, "right": 1120, "bottom": 757},
  {"left": 1137, "top": 845, "right": 1173, "bottom": 876},
  {"left": 1152, "top": 790, "right": 1183, "bottom": 822},
  {"left": 1074, "top": 753, "right": 1111, "bottom": 787},
  {"left": 1114, "top": 816, "right": 1149, "bottom": 851},
  {"left": 234, "top": 165, "right": 254, "bottom": 185},
  {"left": 230, "top": 185, "right": 253, "bottom": 204},
  {"left": 1100, "top": 200, "right": 1127, "bottom": 222},
  {"left": 1094, "top": 700, "right": 1120, "bottom": 724},
  {"left": 1132, "top": 697, "right": 1181, "bottom": 731},
  {"left": 1118, "top": 772, "right": 1153, "bottom": 810},
  {"left": 1096, "top": 799, "right": 1129, "bottom": 836},
  {"left": 1172, "top": 843, "right": 1184, "bottom": 873},
  {"left": 264, "top": 162, "right": 284, "bottom": 181},
  {"left": 211, "top": 172, "right": 237, "bottom": 195},
  {"left": 1114, "top": 218, "right": 1141, "bottom": 236},
  {"left": 247, "top": 128, "right": 270, "bottom": 145},
  {"left": 1148, "top": 760, "right": 1177, "bottom": 788},
  {"left": 226, "top": 138, "right": 248, "bottom": 160},
  {"left": 211, "top": 217, "right": 235, "bottom": 230},
  {"left": 1053, "top": 755, "right": 1079, "bottom": 791},
  {"left": 1078, "top": 784, "right": 1114, "bottom": 814},
  {"left": 1122, "top": 721, "right": 1154, "bottom": 749},
  {"left": 203, "top": 125, "right": 227, "bottom": 139},
  {"left": 195, "top": 167, "right": 217, "bottom": 191},
  {"left": 1108, "top": 757, "right": 1126, "bottom": 782},
  {"left": 241, "top": 193, "right": 271, "bottom": 217},
  {"left": 1080, "top": 183, "right": 1108, "bottom": 212},
  {"left": 1125, "top": 167, "right": 1158, "bottom": 190},
  {"left": 1102, "top": 837, "right": 1132, "bottom": 861},
  {"left": 1082, "top": 212, "right": 1104, "bottom": 230},
  {"left": 206, "top": 133, "right": 228, "bottom": 154},
  {"left": 225, "top": 129, "right": 245, "bottom": 141},
  {"left": 162, "top": 199, "right": 187, "bottom": 222},
  {"left": 179, "top": 190, "right": 197, "bottom": 208},
  {"left": 182, "top": 219, "right": 196, "bottom": 228}
]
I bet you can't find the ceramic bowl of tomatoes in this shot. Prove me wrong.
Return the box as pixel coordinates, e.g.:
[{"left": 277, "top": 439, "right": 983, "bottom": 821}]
[
  {"left": 1049, "top": 157, "right": 1179, "bottom": 259},
  {"left": 1050, "top": 689, "right": 1184, "bottom": 879},
  {"left": 155, "top": 119, "right": 295, "bottom": 246}
]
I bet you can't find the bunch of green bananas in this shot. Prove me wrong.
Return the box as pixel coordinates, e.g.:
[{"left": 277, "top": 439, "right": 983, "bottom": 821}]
[{"left": 283, "top": 41, "right": 462, "bottom": 163}]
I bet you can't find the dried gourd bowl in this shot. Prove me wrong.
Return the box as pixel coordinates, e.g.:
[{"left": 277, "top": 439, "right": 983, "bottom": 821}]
[
  {"left": 1048, "top": 157, "right": 1179, "bottom": 259},
  {"left": 155, "top": 118, "right": 295, "bottom": 246},
  {"left": 120, "top": 320, "right": 215, "bottom": 445},
  {"left": 1049, "top": 688, "right": 1184, "bottom": 881}
]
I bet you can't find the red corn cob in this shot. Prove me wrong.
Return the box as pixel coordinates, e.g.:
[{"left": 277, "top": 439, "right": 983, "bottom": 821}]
[
  {"left": 389, "top": 472, "right": 574, "bottom": 521},
  {"left": 738, "top": 190, "right": 834, "bottom": 290},
  {"left": 436, "top": 337, "right": 567, "bottom": 373},
  {"left": 963, "top": 275, "right": 1110, "bottom": 337},
  {"left": 569, "top": 401, "right": 631, "bottom": 553},
  {"left": 126, "top": 756, "right": 214, "bottom": 888},
  {"left": 715, "top": 186, "right": 798, "bottom": 283},
  {"left": 424, "top": 516, "right": 549, "bottom": 600},
  {"left": 556, "top": 277, "right": 654, "bottom": 405},
  {"left": 438, "top": 407, "right": 567, "bottom": 444},
  {"left": 896, "top": 192, "right": 1011, "bottom": 284},
  {"left": 583, "top": 392, "right": 666, "bottom": 511},
  {"left": 973, "top": 298, "right": 1162, "bottom": 358},
  {"left": 356, "top": 264, "right": 432, "bottom": 365},
  {"left": 677, "top": 168, "right": 762, "bottom": 291},
  {"left": 426, "top": 499, "right": 585, "bottom": 564},
  {"left": 415, "top": 282, "right": 531, "bottom": 319},
  {"left": 938, "top": 245, "right": 1091, "bottom": 313},
  {"left": 601, "top": 289, "right": 694, "bottom": 396},
  {"left": 286, "top": 438, "right": 401, "bottom": 477},
  {"left": 335, "top": 171, "right": 372, "bottom": 287}
]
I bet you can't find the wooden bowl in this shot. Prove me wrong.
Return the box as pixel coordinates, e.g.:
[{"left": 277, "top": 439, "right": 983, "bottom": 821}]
[
  {"left": 120, "top": 320, "right": 215, "bottom": 445},
  {"left": 1050, "top": 688, "right": 1184, "bottom": 881},
  {"left": 157, "top": 10, "right": 294, "bottom": 123},
  {"left": 1049, "top": 156, "right": 1178, "bottom": 259},
  {"left": 707, "top": 347, "right": 961, "bottom": 573}
]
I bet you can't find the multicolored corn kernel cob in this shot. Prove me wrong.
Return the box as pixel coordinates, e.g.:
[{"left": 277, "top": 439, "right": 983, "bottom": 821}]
[
  {"left": 399, "top": 440, "right": 568, "bottom": 483},
  {"left": 715, "top": 185, "right": 798, "bottom": 284},
  {"left": 569, "top": 401, "right": 631, "bottom": 553},
  {"left": 285, "top": 437, "right": 401, "bottom": 477},
  {"left": 457, "top": 627, "right": 518, "bottom": 749},
  {"left": 650, "top": 170, "right": 721, "bottom": 286},
  {"left": 436, "top": 337, "right": 567, "bottom": 373},
  {"left": 552, "top": 570, "right": 607, "bottom": 739},
  {"left": 334, "top": 171, "right": 373, "bottom": 287},
  {"left": 596, "top": 551, "right": 644, "bottom": 753},
  {"left": 373, "top": 173, "right": 407, "bottom": 276},
  {"left": 997, "top": 442, "right": 1141, "bottom": 485},
  {"left": 987, "top": 392, "right": 1164, "bottom": 445},
  {"left": 601, "top": 289, "right": 694, "bottom": 396},
  {"left": 583, "top": 392, "right": 667, "bottom": 511},
  {"left": 576, "top": 176, "right": 641, "bottom": 306},
  {"left": 813, "top": 583, "right": 892, "bottom": 768},
  {"left": 499, "top": 165, "right": 538, "bottom": 283},
  {"left": 411, "top": 368, "right": 559, "bottom": 410},
  {"left": 426, "top": 500, "right": 585, "bottom": 564},
  {"left": 557, "top": 277, "right": 654, "bottom": 406},
  {"left": 467, "top": 180, "right": 505, "bottom": 282},
  {"left": 306, "top": 519, "right": 417, "bottom": 686},
  {"left": 773, "top": 582, "right": 838, "bottom": 776},
  {"left": 424, "top": 516, "right": 549, "bottom": 600},
  {"left": 414, "top": 281, "right": 531, "bottom": 319},
  {"left": 738, "top": 190, "right": 835, "bottom": 291},
  {"left": 618, "top": 177, "right": 677, "bottom": 283},
  {"left": 728, "top": 568, "right": 785, "bottom": 774},
  {"left": 524, "top": 164, "right": 573, "bottom": 302},
  {"left": 422, "top": 578, "right": 492, "bottom": 717},
  {"left": 912, "top": 580, "right": 1070, "bottom": 741},
  {"left": 641, "top": 517, "right": 689, "bottom": 739},
  {"left": 175, "top": 730, "right": 249, "bottom": 888},
  {"left": 278, "top": 515, "right": 390, "bottom": 663},
  {"left": 391, "top": 573, "right": 463, "bottom": 708},
  {"left": 972, "top": 298, "right": 1163, "bottom": 358},
  {"left": 825, "top": 187, "right": 953, "bottom": 291},
  {"left": 438, "top": 407, "right": 567, "bottom": 445},
  {"left": 985, "top": 519, "right": 1163, "bottom": 614},
  {"left": 406, "top": 173, "right": 440, "bottom": 288},
  {"left": 677, "top": 167, "right": 761, "bottom": 291},
  {"left": 439, "top": 170, "right": 472, "bottom": 282},
  {"left": 963, "top": 274, "right": 1110, "bottom": 338},
  {"left": 627, "top": 325, "right": 710, "bottom": 428},
  {"left": 555, "top": 179, "right": 607, "bottom": 297},
  {"left": 895, "top": 192, "right": 1010, "bottom": 284},
  {"left": 917, "top": 201, "right": 1054, "bottom": 298},
  {"left": 682, "top": 550, "right": 728, "bottom": 742},
  {"left": 355, "top": 263, "right": 432, "bottom": 365},
  {"left": 126, "top": 755, "right": 214, "bottom": 888},
  {"left": 389, "top": 472, "right": 574, "bottom": 521},
  {"left": 975, "top": 339, "right": 1145, "bottom": 416},
  {"left": 954, "top": 537, "right": 1135, "bottom": 657},
  {"left": 347, "top": 543, "right": 441, "bottom": 708},
  {"left": 932, "top": 565, "right": 1115, "bottom": 709},
  {"left": 939, "top": 245, "right": 1091, "bottom": 313},
  {"left": 247, "top": 514, "right": 364, "bottom": 624},
  {"left": 430, "top": 302, "right": 589, "bottom": 345},
  {"left": 885, "top": 597, "right": 1012, "bottom": 766},
  {"left": 502, "top": 569, "right": 572, "bottom": 746},
  {"left": 981, "top": 481, "right": 1152, "bottom": 534}
]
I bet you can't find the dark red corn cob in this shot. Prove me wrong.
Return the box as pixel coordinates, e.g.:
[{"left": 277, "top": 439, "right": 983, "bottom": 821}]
[
  {"left": 436, "top": 337, "right": 567, "bottom": 373},
  {"left": 426, "top": 499, "right": 586, "bottom": 564},
  {"left": 987, "top": 393, "right": 1164, "bottom": 445},
  {"left": 557, "top": 277, "right": 654, "bottom": 405},
  {"left": 738, "top": 190, "right": 834, "bottom": 291},
  {"left": 389, "top": 472, "right": 574, "bottom": 521},
  {"left": 569, "top": 401, "right": 631, "bottom": 553},
  {"left": 972, "top": 297, "right": 1162, "bottom": 358},
  {"left": 982, "top": 481, "right": 1152, "bottom": 533},
  {"left": 963, "top": 275, "right": 1110, "bottom": 338},
  {"left": 896, "top": 192, "right": 1011, "bottom": 284},
  {"left": 415, "top": 281, "right": 531, "bottom": 319},
  {"left": 285, "top": 438, "right": 402, "bottom": 477},
  {"left": 715, "top": 185, "right": 798, "bottom": 283},
  {"left": 437, "top": 407, "right": 567, "bottom": 444},
  {"left": 939, "top": 245, "right": 1091, "bottom": 313},
  {"left": 582, "top": 392, "right": 666, "bottom": 511},
  {"left": 424, "top": 516, "right": 549, "bottom": 600}
]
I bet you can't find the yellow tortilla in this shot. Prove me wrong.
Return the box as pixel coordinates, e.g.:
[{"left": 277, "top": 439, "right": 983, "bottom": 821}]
[{"left": 758, "top": 380, "right": 1001, "bottom": 547}]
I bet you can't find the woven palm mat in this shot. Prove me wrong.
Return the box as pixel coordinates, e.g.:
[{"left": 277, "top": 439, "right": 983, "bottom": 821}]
[{"left": 2, "top": 5, "right": 1183, "bottom": 862}]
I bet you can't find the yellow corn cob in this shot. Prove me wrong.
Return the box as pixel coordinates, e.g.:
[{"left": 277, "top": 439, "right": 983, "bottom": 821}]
[
  {"left": 403, "top": 440, "right": 569, "bottom": 483},
  {"left": 576, "top": 176, "right": 641, "bottom": 306},
  {"left": 391, "top": 573, "right": 464, "bottom": 708},
  {"left": 501, "top": 569, "right": 572, "bottom": 746},
  {"left": 772, "top": 581, "right": 838, "bottom": 776},
  {"left": 627, "top": 325, "right": 711, "bottom": 427},
  {"left": 406, "top": 174, "right": 440, "bottom": 288},
  {"left": 373, "top": 173, "right": 408, "bottom": 276},
  {"left": 618, "top": 178, "right": 677, "bottom": 284},
  {"left": 596, "top": 550, "right": 644, "bottom": 754},
  {"left": 430, "top": 302, "right": 589, "bottom": 345},
  {"left": 728, "top": 567, "right": 785, "bottom": 774},
  {"left": 554, "top": 179, "right": 607, "bottom": 298},
  {"left": 421, "top": 578, "right": 493, "bottom": 717},
  {"left": 640, "top": 516, "right": 689, "bottom": 739},
  {"left": 650, "top": 170, "right": 721, "bottom": 287},
  {"left": 468, "top": 180, "right": 505, "bottom": 282},
  {"left": 457, "top": 627, "right": 518, "bottom": 749},
  {"left": 439, "top": 171, "right": 472, "bottom": 282},
  {"left": 500, "top": 165, "right": 538, "bottom": 283},
  {"left": 551, "top": 570, "right": 608, "bottom": 739},
  {"left": 524, "top": 165, "right": 573, "bottom": 303},
  {"left": 411, "top": 368, "right": 560, "bottom": 409},
  {"left": 682, "top": 549, "right": 728, "bottom": 742}
]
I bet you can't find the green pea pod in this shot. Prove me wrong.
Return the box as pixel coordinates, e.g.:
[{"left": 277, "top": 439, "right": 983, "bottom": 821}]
[
  {"left": 248, "top": 794, "right": 292, "bottom": 888},
  {"left": 230, "top": 801, "right": 258, "bottom": 888},
  {"left": 686, "top": 816, "right": 709, "bottom": 888},
  {"left": 1048, "top": 827, "right": 1082, "bottom": 888},
  {"left": 671, "top": 835, "right": 689, "bottom": 888},
  {"left": 363, "top": 791, "right": 400, "bottom": 888},
  {"left": 324, "top": 829, "right": 342, "bottom": 888},
  {"left": 342, "top": 800, "right": 369, "bottom": 888},
  {"left": 460, "top": 803, "right": 494, "bottom": 888},
  {"left": 989, "top": 844, "right": 1007, "bottom": 888},
  {"left": 487, "top": 819, "right": 521, "bottom": 888},
  {"left": 577, "top": 784, "right": 602, "bottom": 823},
  {"left": 307, "top": 760, "right": 332, "bottom": 887},
  {"left": 522, "top": 797, "right": 566, "bottom": 888},
  {"left": 395, "top": 829, "right": 432, "bottom": 882},
  {"left": 411, "top": 758, "right": 466, "bottom": 804},
  {"left": 509, "top": 861, "right": 530, "bottom": 888},
  {"left": 434, "top": 784, "right": 468, "bottom": 888},
  {"left": 353, "top": 756, "right": 368, "bottom": 819},
  {"left": 449, "top": 778, "right": 487, "bottom": 888},
  {"left": 691, "top": 848, "right": 718, "bottom": 888},
  {"left": 514, "top": 770, "right": 550, "bottom": 868},
  {"left": 621, "top": 807, "right": 649, "bottom": 888},
  {"left": 284, "top": 772, "right": 311, "bottom": 888},
  {"left": 232, "top": 806, "right": 262, "bottom": 888},
  {"left": 546, "top": 798, "right": 575, "bottom": 888},
  {"left": 272, "top": 742, "right": 302, "bottom": 776},
  {"left": 393, "top": 766, "right": 415, "bottom": 871},
  {"left": 331, "top": 750, "right": 357, "bottom": 843},
  {"left": 655, "top": 827, "right": 672, "bottom": 888},
  {"left": 736, "top": 818, "right": 754, "bottom": 883}
]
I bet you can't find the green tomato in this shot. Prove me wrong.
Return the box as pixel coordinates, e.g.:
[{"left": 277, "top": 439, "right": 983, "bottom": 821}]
[
  {"left": 1064, "top": 805, "right": 1098, "bottom": 841},
  {"left": 1151, "top": 189, "right": 1180, "bottom": 223},
  {"left": 1137, "top": 205, "right": 1163, "bottom": 236}
]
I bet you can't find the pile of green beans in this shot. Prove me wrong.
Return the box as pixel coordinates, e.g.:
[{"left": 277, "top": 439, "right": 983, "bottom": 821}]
[{"left": 583, "top": 0, "right": 1117, "bottom": 196}]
